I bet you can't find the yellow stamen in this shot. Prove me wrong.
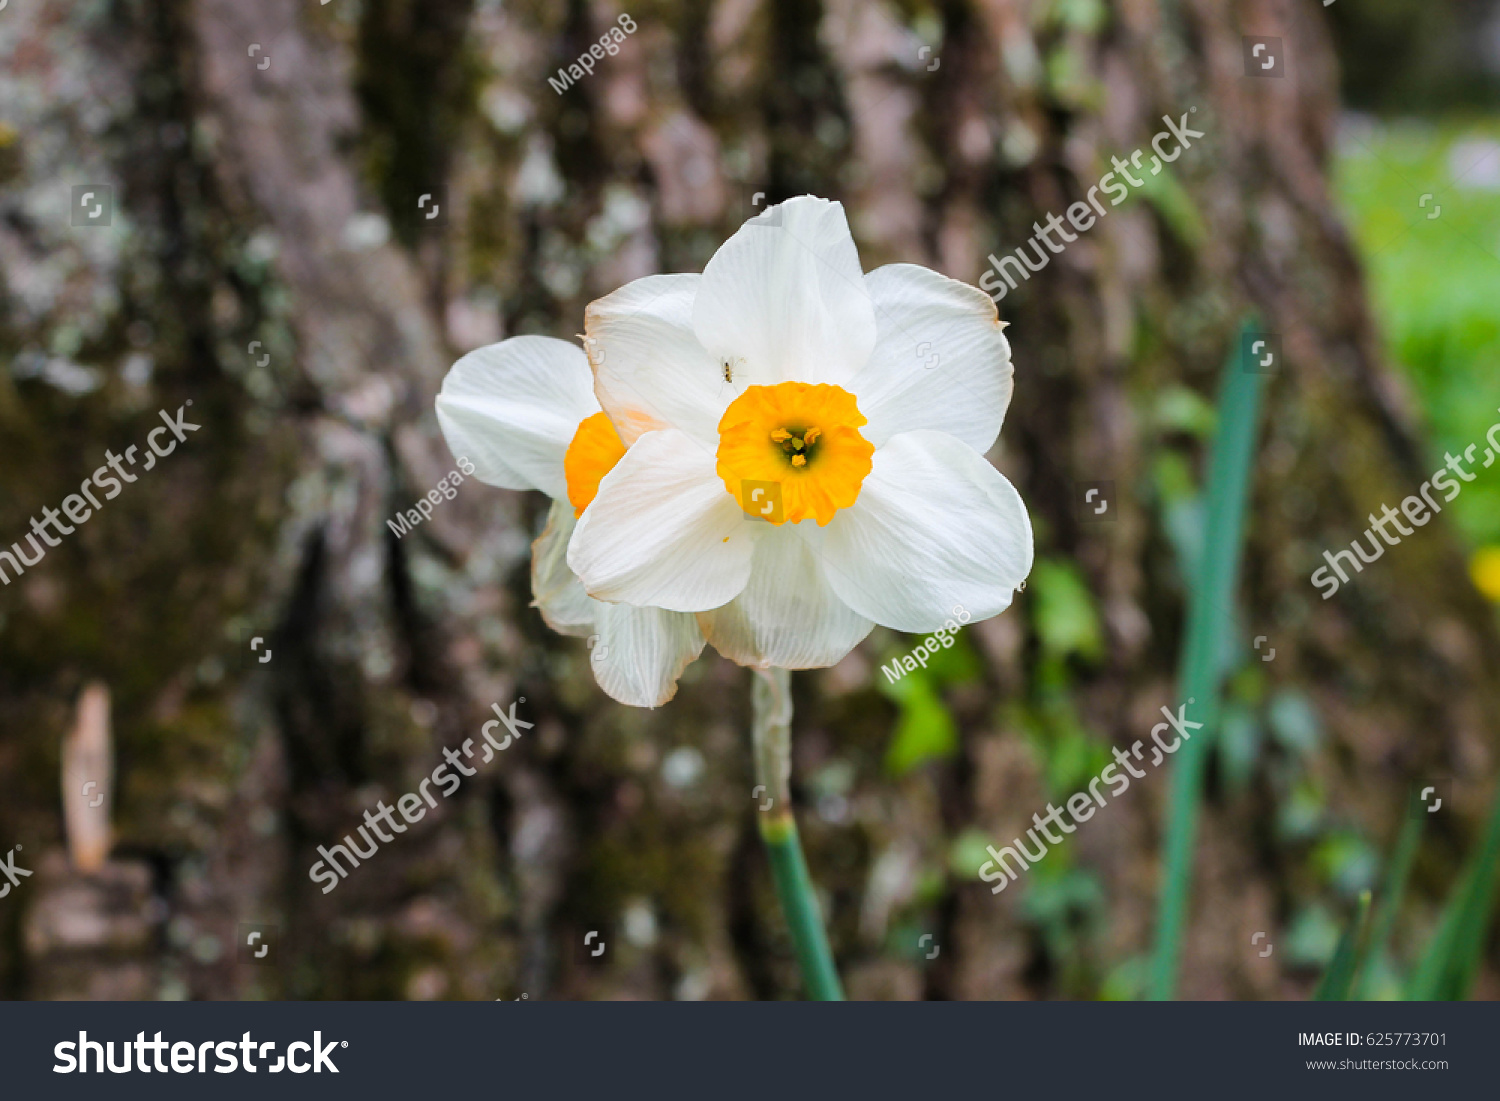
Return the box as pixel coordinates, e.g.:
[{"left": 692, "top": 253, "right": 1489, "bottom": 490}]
[
  {"left": 791, "top": 454, "right": 806, "bottom": 467},
  {"left": 769, "top": 428, "right": 791, "bottom": 443}
]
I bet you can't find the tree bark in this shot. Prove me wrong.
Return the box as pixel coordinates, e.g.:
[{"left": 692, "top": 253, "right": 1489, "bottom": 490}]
[{"left": 1, "top": 0, "right": 1497, "bottom": 1001}]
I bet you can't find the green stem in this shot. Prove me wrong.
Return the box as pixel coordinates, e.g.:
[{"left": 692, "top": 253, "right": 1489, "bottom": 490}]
[{"left": 751, "top": 667, "right": 845, "bottom": 1001}]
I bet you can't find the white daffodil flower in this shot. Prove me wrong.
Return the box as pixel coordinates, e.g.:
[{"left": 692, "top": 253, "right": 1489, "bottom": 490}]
[
  {"left": 435, "top": 335, "right": 705, "bottom": 707},
  {"left": 567, "top": 194, "right": 1034, "bottom": 670}
]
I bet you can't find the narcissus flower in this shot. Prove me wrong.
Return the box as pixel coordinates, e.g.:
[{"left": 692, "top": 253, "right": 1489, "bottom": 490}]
[
  {"left": 568, "top": 195, "right": 1033, "bottom": 669},
  {"left": 435, "top": 336, "right": 705, "bottom": 706}
]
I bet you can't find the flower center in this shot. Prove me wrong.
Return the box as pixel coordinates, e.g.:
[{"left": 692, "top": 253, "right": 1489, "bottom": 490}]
[
  {"left": 715, "top": 381, "right": 874, "bottom": 526},
  {"left": 563, "top": 411, "right": 627, "bottom": 517},
  {"left": 769, "top": 425, "right": 822, "bottom": 466}
]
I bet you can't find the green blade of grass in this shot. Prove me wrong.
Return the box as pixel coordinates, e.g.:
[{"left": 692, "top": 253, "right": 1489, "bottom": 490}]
[
  {"left": 1315, "top": 891, "right": 1373, "bottom": 1001},
  {"left": 1355, "top": 792, "right": 1426, "bottom": 999},
  {"left": 1148, "top": 319, "right": 1267, "bottom": 1000},
  {"left": 1406, "top": 776, "right": 1500, "bottom": 1000}
]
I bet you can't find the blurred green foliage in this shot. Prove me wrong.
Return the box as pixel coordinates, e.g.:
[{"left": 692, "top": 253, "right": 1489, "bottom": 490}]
[
  {"left": 1030, "top": 558, "right": 1104, "bottom": 665},
  {"left": 1407, "top": 777, "right": 1500, "bottom": 999},
  {"left": 878, "top": 630, "right": 980, "bottom": 777},
  {"left": 1020, "top": 861, "right": 1107, "bottom": 995},
  {"left": 1314, "top": 891, "right": 1372, "bottom": 1001},
  {"left": 1335, "top": 118, "right": 1500, "bottom": 549}
]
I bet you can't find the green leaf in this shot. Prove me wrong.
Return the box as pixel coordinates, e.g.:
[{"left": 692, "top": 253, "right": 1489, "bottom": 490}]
[
  {"left": 1016, "top": 694, "right": 1112, "bottom": 799},
  {"left": 1153, "top": 384, "right": 1218, "bottom": 439},
  {"left": 1275, "top": 778, "right": 1327, "bottom": 842},
  {"left": 1357, "top": 794, "right": 1425, "bottom": 999},
  {"left": 1043, "top": 0, "right": 1109, "bottom": 33},
  {"left": 1149, "top": 319, "right": 1268, "bottom": 1000},
  {"left": 949, "top": 828, "right": 998, "bottom": 881},
  {"left": 1136, "top": 162, "right": 1206, "bottom": 247},
  {"left": 1215, "top": 703, "right": 1262, "bottom": 797},
  {"left": 1312, "top": 833, "right": 1380, "bottom": 898},
  {"left": 1314, "top": 891, "right": 1373, "bottom": 1001},
  {"left": 1151, "top": 450, "right": 1199, "bottom": 504},
  {"left": 1030, "top": 558, "right": 1103, "bottom": 663},
  {"left": 1043, "top": 44, "right": 1098, "bottom": 109},
  {"left": 880, "top": 672, "right": 959, "bottom": 777},
  {"left": 1406, "top": 775, "right": 1500, "bottom": 1000},
  {"left": 1100, "top": 956, "right": 1149, "bottom": 1001},
  {"left": 1267, "top": 690, "right": 1324, "bottom": 757},
  {"left": 925, "top": 631, "right": 983, "bottom": 686},
  {"left": 1286, "top": 904, "right": 1343, "bottom": 968}
]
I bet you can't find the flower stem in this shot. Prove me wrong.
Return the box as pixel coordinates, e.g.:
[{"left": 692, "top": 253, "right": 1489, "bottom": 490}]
[{"left": 751, "top": 667, "right": 845, "bottom": 1001}]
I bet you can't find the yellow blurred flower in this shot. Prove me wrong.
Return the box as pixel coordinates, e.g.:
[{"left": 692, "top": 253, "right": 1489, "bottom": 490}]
[{"left": 1471, "top": 546, "right": 1500, "bottom": 602}]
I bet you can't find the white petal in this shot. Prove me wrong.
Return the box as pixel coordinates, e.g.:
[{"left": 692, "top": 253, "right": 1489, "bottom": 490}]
[
  {"left": 821, "top": 430, "right": 1033, "bottom": 632},
  {"left": 692, "top": 195, "right": 877, "bottom": 389},
  {"left": 533, "top": 500, "right": 705, "bottom": 706},
  {"left": 698, "top": 524, "right": 873, "bottom": 669},
  {"left": 590, "top": 601, "right": 705, "bottom": 708},
  {"left": 530, "top": 500, "right": 596, "bottom": 638},
  {"left": 567, "top": 429, "right": 755, "bottom": 612},
  {"left": 435, "top": 335, "right": 598, "bottom": 500},
  {"left": 851, "top": 264, "right": 1013, "bottom": 452},
  {"left": 583, "top": 273, "right": 724, "bottom": 448}
]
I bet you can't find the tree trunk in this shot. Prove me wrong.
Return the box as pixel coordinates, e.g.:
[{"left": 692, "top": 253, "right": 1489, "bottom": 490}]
[{"left": 2, "top": 0, "right": 1496, "bottom": 1001}]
